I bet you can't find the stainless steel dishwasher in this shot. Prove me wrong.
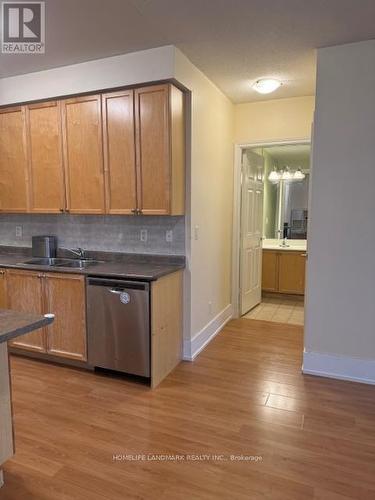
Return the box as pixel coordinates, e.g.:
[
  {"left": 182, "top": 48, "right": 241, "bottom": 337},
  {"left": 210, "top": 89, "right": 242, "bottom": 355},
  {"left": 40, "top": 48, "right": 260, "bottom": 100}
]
[{"left": 87, "top": 277, "right": 150, "bottom": 377}]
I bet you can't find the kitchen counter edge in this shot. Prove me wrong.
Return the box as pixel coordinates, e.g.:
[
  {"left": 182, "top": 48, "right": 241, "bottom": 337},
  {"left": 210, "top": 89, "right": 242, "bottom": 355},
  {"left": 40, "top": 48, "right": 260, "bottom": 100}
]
[
  {"left": 0, "top": 254, "right": 185, "bottom": 281},
  {"left": 0, "top": 309, "right": 54, "bottom": 344}
]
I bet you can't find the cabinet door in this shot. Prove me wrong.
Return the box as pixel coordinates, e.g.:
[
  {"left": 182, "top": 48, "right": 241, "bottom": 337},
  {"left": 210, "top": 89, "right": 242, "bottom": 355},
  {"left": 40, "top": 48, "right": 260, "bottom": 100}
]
[
  {"left": 61, "top": 95, "right": 105, "bottom": 214},
  {"left": 44, "top": 273, "right": 87, "bottom": 361},
  {"left": 262, "top": 251, "right": 279, "bottom": 292},
  {"left": 102, "top": 90, "right": 137, "bottom": 214},
  {"left": 0, "top": 270, "right": 7, "bottom": 308},
  {"left": 26, "top": 101, "right": 65, "bottom": 213},
  {"left": 135, "top": 84, "right": 171, "bottom": 215},
  {"left": 6, "top": 270, "right": 46, "bottom": 352},
  {"left": 278, "top": 252, "right": 306, "bottom": 295},
  {"left": 0, "top": 107, "right": 29, "bottom": 212}
]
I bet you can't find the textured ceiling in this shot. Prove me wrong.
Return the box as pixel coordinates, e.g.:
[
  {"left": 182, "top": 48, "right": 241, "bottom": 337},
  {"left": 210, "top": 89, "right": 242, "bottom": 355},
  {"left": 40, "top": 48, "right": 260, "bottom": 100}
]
[{"left": 1, "top": 0, "right": 375, "bottom": 103}]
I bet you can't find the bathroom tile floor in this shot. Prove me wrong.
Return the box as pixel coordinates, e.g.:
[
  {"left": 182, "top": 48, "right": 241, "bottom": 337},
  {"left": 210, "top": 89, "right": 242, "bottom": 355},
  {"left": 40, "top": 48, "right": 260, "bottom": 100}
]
[{"left": 243, "top": 296, "right": 304, "bottom": 325}]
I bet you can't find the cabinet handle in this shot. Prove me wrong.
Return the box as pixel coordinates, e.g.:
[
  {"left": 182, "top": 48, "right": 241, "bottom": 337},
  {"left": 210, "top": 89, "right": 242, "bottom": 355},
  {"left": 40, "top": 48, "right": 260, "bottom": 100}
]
[
  {"left": 131, "top": 208, "right": 137, "bottom": 214},
  {"left": 137, "top": 209, "right": 143, "bottom": 215},
  {"left": 60, "top": 208, "right": 64, "bottom": 212},
  {"left": 0, "top": 270, "right": 5, "bottom": 275},
  {"left": 301, "top": 253, "right": 307, "bottom": 257}
]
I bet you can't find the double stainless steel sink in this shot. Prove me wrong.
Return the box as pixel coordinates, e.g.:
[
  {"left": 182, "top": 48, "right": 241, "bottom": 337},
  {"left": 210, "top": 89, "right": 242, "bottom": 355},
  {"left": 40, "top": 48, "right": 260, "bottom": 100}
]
[{"left": 19, "top": 257, "right": 103, "bottom": 269}]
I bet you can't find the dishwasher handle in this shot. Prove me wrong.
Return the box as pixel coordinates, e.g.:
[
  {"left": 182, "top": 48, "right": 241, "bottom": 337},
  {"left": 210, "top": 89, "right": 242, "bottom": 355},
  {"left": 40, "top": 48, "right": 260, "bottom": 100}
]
[
  {"left": 87, "top": 277, "right": 149, "bottom": 291},
  {"left": 109, "top": 288, "right": 126, "bottom": 294}
]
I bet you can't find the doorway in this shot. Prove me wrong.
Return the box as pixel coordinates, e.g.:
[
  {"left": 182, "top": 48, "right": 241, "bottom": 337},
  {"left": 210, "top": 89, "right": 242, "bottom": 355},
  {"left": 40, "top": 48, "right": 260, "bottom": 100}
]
[{"left": 232, "top": 140, "right": 311, "bottom": 323}]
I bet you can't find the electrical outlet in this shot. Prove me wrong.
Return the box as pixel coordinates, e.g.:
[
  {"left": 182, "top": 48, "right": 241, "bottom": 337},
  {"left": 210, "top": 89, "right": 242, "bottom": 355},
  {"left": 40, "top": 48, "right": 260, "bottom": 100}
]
[
  {"left": 166, "top": 230, "right": 173, "bottom": 243},
  {"left": 194, "top": 225, "right": 199, "bottom": 241},
  {"left": 140, "top": 229, "right": 148, "bottom": 242},
  {"left": 15, "top": 226, "right": 22, "bottom": 238},
  {"left": 208, "top": 301, "right": 213, "bottom": 314}
]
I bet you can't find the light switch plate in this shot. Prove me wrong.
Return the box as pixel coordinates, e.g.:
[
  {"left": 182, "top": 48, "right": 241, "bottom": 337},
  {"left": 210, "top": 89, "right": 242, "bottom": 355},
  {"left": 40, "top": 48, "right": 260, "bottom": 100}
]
[
  {"left": 166, "top": 230, "right": 173, "bottom": 242},
  {"left": 15, "top": 226, "right": 22, "bottom": 238}
]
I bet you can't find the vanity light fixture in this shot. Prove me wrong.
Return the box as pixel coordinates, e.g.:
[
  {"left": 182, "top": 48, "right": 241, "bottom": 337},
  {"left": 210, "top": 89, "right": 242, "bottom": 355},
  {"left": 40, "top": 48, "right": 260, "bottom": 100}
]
[
  {"left": 293, "top": 168, "right": 306, "bottom": 180},
  {"left": 268, "top": 167, "right": 305, "bottom": 183},
  {"left": 252, "top": 78, "right": 282, "bottom": 94}
]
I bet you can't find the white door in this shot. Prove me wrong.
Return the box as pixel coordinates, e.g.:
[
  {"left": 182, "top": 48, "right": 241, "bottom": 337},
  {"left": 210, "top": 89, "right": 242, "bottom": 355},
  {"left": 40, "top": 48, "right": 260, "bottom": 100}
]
[{"left": 240, "top": 150, "right": 264, "bottom": 315}]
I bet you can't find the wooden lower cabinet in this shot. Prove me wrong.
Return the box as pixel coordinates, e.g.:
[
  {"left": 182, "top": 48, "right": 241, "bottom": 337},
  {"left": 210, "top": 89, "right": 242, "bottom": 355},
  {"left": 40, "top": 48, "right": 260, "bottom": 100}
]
[
  {"left": 261, "top": 251, "right": 279, "bottom": 292},
  {"left": 44, "top": 273, "right": 87, "bottom": 361},
  {"left": 278, "top": 252, "right": 306, "bottom": 294},
  {"left": 262, "top": 250, "right": 306, "bottom": 295},
  {"left": 6, "top": 270, "right": 46, "bottom": 352},
  {"left": 6, "top": 269, "right": 87, "bottom": 360},
  {"left": 151, "top": 270, "right": 183, "bottom": 388},
  {"left": 0, "top": 269, "right": 7, "bottom": 308}
]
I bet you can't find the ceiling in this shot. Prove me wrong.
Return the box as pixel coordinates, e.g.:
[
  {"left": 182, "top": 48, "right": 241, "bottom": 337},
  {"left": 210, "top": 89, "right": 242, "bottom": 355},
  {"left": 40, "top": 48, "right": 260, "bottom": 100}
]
[{"left": 1, "top": 0, "right": 375, "bottom": 103}]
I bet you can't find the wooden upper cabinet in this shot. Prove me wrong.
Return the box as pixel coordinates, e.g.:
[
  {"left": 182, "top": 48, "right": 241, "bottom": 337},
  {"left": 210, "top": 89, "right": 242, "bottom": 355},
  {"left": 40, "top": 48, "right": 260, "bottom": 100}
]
[
  {"left": 102, "top": 90, "right": 137, "bottom": 214},
  {"left": 6, "top": 270, "right": 46, "bottom": 353},
  {"left": 26, "top": 101, "right": 65, "bottom": 213},
  {"left": 135, "top": 84, "right": 185, "bottom": 215},
  {"left": 0, "top": 84, "right": 185, "bottom": 215},
  {"left": 44, "top": 273, "right": 87, "bottom": 361},
  {"left": 61, "top": 95, "right": 105, "bottom": 214},
  {"left": 0, "top": 107, "right": 29, "bottom": 212}
]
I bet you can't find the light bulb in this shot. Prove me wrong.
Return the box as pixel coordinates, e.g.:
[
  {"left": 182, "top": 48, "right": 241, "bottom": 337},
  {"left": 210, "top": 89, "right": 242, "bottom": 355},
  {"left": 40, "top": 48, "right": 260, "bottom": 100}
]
[
  {"left": 268, "top": 169, "right": 280, "bottom": 182},
  {"left": 281, "top": 168, "right": 292, "bottom": 181},
  {"left": 293, "top": 168, "right": 305, "bottom": 180}
]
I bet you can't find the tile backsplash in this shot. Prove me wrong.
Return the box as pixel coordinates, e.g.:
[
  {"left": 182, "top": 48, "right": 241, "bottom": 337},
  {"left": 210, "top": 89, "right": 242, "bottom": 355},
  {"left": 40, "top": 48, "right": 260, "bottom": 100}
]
[{"left": 0, "top": 214, "right": 185, "bottom": 255}]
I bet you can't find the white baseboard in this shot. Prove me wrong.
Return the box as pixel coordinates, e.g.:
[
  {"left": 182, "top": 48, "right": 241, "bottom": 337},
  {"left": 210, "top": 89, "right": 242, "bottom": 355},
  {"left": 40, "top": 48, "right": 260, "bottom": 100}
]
[
  {"left": 303, "top": 350, "right": 375, "bottom": 385},
  {"left": 183, "top": 304, "right": 233, "bottom": 361}
]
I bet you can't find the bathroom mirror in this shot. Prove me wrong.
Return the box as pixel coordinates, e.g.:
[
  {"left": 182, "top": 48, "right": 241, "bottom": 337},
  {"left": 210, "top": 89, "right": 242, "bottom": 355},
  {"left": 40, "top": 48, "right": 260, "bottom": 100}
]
[{"left": 252, "top": 143, "right": 310, "bottom": 240}]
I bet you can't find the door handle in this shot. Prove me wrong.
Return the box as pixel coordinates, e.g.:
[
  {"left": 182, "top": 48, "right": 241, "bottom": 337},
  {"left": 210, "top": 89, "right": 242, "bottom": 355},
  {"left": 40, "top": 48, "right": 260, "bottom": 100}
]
[{"left": 109, "top": 289, "right": 125, "bottom": 294}]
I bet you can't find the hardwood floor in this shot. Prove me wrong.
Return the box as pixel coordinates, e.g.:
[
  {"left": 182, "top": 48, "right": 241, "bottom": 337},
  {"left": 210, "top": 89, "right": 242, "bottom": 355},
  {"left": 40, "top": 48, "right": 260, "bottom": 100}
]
[{"left": 2, "top": 318, "right": 375, "bottom": 499}]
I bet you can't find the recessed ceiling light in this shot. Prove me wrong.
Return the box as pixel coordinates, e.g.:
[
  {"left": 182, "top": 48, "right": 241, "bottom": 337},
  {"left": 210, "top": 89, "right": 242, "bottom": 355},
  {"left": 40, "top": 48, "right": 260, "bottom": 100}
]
[{"left": 252, "top": 78, "right": 282, "bottom": 94}]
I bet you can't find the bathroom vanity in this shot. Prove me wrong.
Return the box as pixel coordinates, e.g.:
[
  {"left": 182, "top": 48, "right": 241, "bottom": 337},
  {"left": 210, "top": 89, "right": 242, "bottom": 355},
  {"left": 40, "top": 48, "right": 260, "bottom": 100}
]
[{"left": 262, "top": 240, "right": 307, "bottom": 295}]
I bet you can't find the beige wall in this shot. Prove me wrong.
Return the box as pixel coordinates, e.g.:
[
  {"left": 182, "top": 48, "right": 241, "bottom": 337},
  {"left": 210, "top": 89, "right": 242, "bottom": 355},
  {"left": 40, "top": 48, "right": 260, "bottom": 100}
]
[
  {"left": 174, "top": 49, "right": 234, "bottom": 350},
  {"left": 234, "top": 96, "right": 315, "bottom": 144}
]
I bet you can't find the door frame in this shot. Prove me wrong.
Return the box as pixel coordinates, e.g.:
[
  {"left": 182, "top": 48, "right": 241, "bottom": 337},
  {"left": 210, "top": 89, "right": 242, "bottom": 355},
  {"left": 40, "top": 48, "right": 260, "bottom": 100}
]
[{"left": 232, "top": 138, "right": 311, "bottom": 319}]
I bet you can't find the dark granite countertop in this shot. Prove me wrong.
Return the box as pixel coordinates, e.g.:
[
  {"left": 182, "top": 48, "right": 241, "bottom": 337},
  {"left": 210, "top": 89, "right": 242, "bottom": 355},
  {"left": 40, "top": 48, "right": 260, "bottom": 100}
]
[
  {"left": 0, "top": 309, "right": 54, "bottom": 344},
  {"left": 0, "top": 248, "right": 185, "bottom": 281}
]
